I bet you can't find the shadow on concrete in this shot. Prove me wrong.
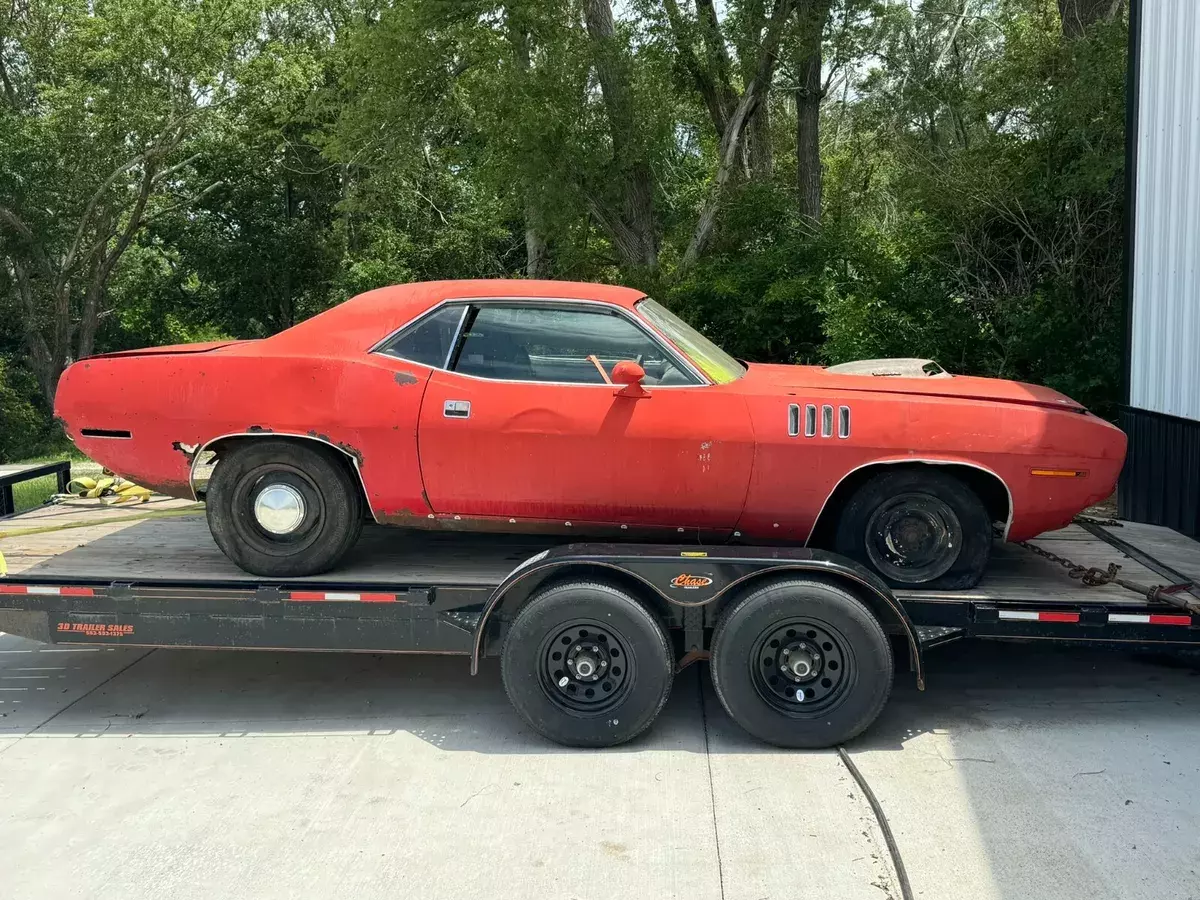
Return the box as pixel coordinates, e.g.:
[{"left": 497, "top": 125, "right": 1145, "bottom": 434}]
[{"left": 13, "top": 636, "right": 1200, "bottom": 755}]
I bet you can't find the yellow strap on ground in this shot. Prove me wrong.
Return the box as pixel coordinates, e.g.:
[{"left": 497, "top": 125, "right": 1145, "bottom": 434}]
[
  {"left": 0, "top": 550, "right": 7, "bottom": 576},
  {"left": 66, "top": 475, "right": 151, "bottom": 503},
  {"left": 102, "top": 483, "right": 153, "bottom": 505}
]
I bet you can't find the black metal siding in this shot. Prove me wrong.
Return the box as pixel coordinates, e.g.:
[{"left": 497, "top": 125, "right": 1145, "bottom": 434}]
[{"left": 1118, "top": 405, "right": 1200, "bottom": 537}]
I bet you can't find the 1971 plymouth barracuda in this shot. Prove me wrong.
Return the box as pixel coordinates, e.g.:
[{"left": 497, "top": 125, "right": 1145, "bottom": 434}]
[{"left": 55, "top": 279, "right": 1127, "bottom": 588}]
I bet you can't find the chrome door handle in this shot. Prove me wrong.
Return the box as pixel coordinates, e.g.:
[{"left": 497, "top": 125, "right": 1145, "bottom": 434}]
[{"left": 443, "top": 400, "right": 471, "bottom": 418}]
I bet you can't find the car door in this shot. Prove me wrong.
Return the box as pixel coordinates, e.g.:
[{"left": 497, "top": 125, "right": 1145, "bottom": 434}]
[{"left": 416, "top": 301, "right": 755, "bottom": 531}]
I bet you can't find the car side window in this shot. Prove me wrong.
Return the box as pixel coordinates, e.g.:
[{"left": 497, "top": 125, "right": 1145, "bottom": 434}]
[
  {"left": 378, "top": 304, "right": 465, "bottom": 367},
  {"left": 453, "top": 306, "right": 699, "bottom": 385}
]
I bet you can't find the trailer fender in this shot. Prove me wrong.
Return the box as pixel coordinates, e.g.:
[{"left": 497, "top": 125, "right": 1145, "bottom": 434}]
[{"left": 469, "top": 544, "right": 925, "bottom": 688}]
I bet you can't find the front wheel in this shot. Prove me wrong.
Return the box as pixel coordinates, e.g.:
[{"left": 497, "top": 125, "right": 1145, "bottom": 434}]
[
  {"left": 710, "top": 578, "right": 893, "bottom": 749},
  {"left": 206, "top": 439, "right": 364, "bottom": 577},
  {"left": 834, "top": 468, "right": 992, "bottom": 590},
  {"left": 501, "top": 581, "right": 674, "bottom": 748}
]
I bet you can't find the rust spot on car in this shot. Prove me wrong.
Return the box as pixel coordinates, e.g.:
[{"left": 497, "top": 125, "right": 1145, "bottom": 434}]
[
  {"left": 393, "top": 371, "right": 419, "bottom": 386},
  {"left": 370, "top": 511, "right": 724, "bottom": 542},
  {"left": 171, "top": 441, "right": 200, "bottom": 462},
  {"left": 299, "top": 429, "right": 364, "bottom": 465},
  {"left": 336, "top": 442, "right": 364, "bottom": 466},
  {"left": 247, "top": 425, "right": 273, "bottom": 433}
]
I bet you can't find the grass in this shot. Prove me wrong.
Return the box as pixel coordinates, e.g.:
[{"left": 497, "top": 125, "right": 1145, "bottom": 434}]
[
  {"left": 9, "top": 473, "right": 62, "bottom": 514},
  {"left": 3, "top": 451, "right": 100, "bottom": 515}
]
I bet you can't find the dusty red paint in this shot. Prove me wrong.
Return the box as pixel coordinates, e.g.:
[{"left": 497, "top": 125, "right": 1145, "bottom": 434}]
[{"left": 54, "top": 278, "right": 1126, "bottom": 544}]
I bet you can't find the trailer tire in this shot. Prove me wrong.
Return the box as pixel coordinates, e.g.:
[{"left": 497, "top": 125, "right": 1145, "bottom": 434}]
[
  {"left": 710, "top": 578, "right": 893, "bottom": 749},
  {"left": 206, "top": 440, "right": 364, "bottom": 577},
  {"left": 834, "top": 468, "right": 992, "bottom": 590},
  {"left": 501, "top": 581, "right": 674, "bottom": 748}
]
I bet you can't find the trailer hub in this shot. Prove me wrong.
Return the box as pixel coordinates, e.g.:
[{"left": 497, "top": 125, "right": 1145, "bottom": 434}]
[
  {"left": 754, "top": 620, "right": 849, "bottom": 713},
  {"left": 542, "top": 622, "right": 628, "bottom": 711}
]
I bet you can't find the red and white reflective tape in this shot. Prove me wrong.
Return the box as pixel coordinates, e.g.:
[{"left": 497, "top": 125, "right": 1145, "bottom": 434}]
[
  {"left": 997, "top": 609, "right": 1080, "bottom": 623},
  {"left": 1107, "top": 612, "right": 1193, "bottom": 626},
  {"left": 997, "top": 608, "right": 1193, "bottom": 626},
  {"left": 0, "top": 584, "right": 95, "bottom": 597},
  {"left": 287, "top": 590, "right": 397, "bottom": 603}
]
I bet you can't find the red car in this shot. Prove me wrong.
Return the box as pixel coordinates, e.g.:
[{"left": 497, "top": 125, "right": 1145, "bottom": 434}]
[{"left": 55, "top": 280, "right": 1126, "bottom": 588}]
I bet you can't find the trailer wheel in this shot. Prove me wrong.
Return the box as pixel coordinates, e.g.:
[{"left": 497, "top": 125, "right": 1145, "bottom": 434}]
[
  {"left": 834, "top": 468, "right": 992, "bottom": 590},
  {"left": 206, "top": 440, "right": 364, "bottom": 577},
  {"left": 710, "top": 578, "right": 893, "bottom": 749},
  {"left": 501, "top": 581, "right": 674, "bottom": 748}
]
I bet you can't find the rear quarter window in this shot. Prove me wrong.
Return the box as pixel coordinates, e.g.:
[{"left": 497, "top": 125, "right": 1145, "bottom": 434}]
[{"left": 378, "top": 305, "right": 465, "bottom": 368}]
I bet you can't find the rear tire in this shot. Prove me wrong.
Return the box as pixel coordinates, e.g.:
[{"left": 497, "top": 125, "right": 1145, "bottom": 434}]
[
  {"left": 501, "top": 581, "right": 674, "bottom": 748},
  {"left": 206, "top": 439, "right": 364, "bottom": 577},
  {"left": 710, "top": 578, "right": 893, "bottom": 749},
  {"left": 834, "top": 469, "right": 992, "bottom": 590}
]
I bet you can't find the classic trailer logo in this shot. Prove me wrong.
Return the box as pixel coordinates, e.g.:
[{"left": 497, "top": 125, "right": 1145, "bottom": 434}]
[{"left": 671, "top": 573, "right": 714, "bottom": 589}]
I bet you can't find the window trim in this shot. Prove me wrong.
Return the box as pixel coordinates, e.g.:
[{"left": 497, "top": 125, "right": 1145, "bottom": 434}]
[
  {"left": 372, "top": 301, "right": 471, "bottom": 370},
  {"left": 370, "top": 297, "right": 710, "bottom": 388}
]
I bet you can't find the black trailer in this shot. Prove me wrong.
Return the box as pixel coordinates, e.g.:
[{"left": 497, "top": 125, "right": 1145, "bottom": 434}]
[{"left": 1, "top": 508, "right": 1198, "bottom": 748}]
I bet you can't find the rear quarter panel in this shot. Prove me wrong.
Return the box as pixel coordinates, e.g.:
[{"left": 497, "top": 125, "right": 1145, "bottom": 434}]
[{"left": 55, "top": 348, "right": 434, "bottom": 518}]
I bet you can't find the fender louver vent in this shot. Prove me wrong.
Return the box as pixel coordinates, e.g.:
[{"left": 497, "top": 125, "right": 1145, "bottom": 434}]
[{"left": 80, "top": 428, "right": 132, "bottom": 439}]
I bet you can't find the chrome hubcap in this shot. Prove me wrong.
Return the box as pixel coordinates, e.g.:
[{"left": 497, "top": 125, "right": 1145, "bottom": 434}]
[{"left": 253, "top": 483, "right": 306, "bottom": 535}]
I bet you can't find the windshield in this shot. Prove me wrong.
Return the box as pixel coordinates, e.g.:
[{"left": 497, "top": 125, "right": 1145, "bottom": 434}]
[{"left": 635, "top": 298, "right": 746, "bottom": 384}]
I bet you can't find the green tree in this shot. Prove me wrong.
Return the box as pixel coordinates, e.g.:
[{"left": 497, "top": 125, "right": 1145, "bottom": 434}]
[{"left": 0, "top": 0, "right": 263, "bottom": 402}]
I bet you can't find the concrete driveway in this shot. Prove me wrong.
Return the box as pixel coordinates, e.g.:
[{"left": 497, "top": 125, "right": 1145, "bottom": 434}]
[{"left": 1, "top": 635, "right": 1197, "bottom": 900}]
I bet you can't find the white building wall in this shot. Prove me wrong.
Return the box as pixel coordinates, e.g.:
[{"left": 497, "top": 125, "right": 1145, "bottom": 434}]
[{"left": 1129, "top": 0, "right": 1200, "bottom": 421}]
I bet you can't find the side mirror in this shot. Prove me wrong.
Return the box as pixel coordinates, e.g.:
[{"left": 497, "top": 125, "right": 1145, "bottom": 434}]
[{"left": 611, "top": 360, "right": 649, "bottom": 398}]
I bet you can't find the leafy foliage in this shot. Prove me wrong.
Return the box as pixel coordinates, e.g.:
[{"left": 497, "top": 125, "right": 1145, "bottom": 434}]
[{"left": 0, "top": 0, "right": 1130, "bottom": 460}]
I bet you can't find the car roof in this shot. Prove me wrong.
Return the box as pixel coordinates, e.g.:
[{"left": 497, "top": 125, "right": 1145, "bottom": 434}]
[{"left": 270, "top": 280, "right": 648, "bottom": 354}]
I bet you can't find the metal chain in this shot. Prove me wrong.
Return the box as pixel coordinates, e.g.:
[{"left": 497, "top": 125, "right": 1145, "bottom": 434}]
[
  {"left": 1072, "top": 513, "right": 1123, "bottom": 528},
  {"left": 1018, "top": 525, "right": 1199, "bottom": 611},
  {"left": 1016, "top": 539, "right": 1123, "bottom": 587}
]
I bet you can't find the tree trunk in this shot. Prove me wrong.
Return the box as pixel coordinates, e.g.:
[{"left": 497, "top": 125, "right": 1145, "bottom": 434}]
[
  {"left": 794, "top": 0, "right": 831, "bottom": 224},
  {"left": 747, "top": 104, "right": 773, "bottom": 176},
  {"left": 525, "top": 203, "right": 550, "bottom": 278},
  {"left": 741, "top": 0, "right": 773, "bottom": 177},
  {"left": 583, "top": 0, "right": 658, "bottom": 270},
  {"left": 1057, "top": 0, "right": 1123, "bottom": 39},
  {"left": 508, "top": 10, "right": 552, "bottom": 278},
  {"left": 695, "top": 0, "right": 739, "bottom": 122},
  {"left": 682, "top": 0, "right": 797, "bottom": 268},
  {"left": 795, "top": 59, "right": 822, "bottom": 222}
]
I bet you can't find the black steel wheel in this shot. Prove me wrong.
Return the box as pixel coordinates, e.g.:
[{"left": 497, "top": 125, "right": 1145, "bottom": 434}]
[
  {"left": 539, "top": 621, "right": 632, "bottom": 713},
  {"left": 751, "top": 619, "right": 852, "bottom": 714},
  {"left": 864, "top": 492, "right": 964, "bottom": 583},
  {"left": 206, "top": 439, "right": 364, "bottom": 577},
  {"left": 834, "top": 468, "right": 992, "bottom": 590},
  {"left": 501, "top": 581, "right": 673, "bottom": 748},
  {"left": 710, "top": 578, "right": 893, "bottom": 749}
]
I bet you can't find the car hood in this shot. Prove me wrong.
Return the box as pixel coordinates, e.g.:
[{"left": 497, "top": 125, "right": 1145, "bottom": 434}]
[{"left": 743, "top": 363, "right": 1085, "bottom": 411}]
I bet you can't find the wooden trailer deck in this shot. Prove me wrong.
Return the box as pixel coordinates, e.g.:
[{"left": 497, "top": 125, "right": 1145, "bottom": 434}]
[{"left": 3, "top": 498, "right": 1198, "bottom": 610}]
